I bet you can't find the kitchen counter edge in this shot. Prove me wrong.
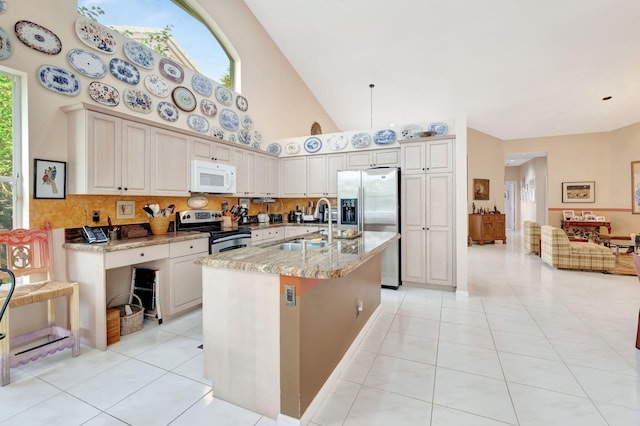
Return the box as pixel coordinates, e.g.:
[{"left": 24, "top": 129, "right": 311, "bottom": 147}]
[{"left": 62, "top": 231, "right": 209, "bottom": 252}]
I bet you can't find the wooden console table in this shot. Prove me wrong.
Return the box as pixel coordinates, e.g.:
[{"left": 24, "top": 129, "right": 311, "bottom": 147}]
[
  {"left": 468, "top": 214, "right": 506, "bottom": 245},
  {"left": 560, "top": 220, "right": 611, "bottom": 241}
]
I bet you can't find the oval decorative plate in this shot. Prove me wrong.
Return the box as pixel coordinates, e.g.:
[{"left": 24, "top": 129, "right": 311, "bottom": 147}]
[
  {"left": 200, "top": 99, "right": 217, "bottom": 118},
  {"left": 253, "top": 130, "right": 262, "bottom": 143},
  {"left": 285, "top": 142, "right": 300, "bottom": 155},
  {"left": 227, "top": 133, "right": 237, "bottom": 143},
  {"left": 373, "top": 129, "right": 397, "bottom": 145},
  {"left": 144, "top": 74, "right": 169, "bottom": 98},
  {"left": 0, "top": 27, "right": 14, "bottom": 60},
  {"left": 191, "top": 74, "right": 212, "bottom": 97},
  {"left": 172, "top": 86, "right": 196, "bottom": 112},
  {"left": 123, "top": 88, "right": 153, "bottom": 114},
  {"left": 109, "top": 58, "right": 140, "bottom": 85},
  {"left": 157, "top": 101, "right": 179, "bottom": 122},
  {"left": 37, "top": 65, "right": 80, "bottom": 96},
  {"left": 401, "top": 124, "right": 422, "bottom": 139},
  {"left": 210, "top": 127, "right": 225, "bottom": 140},
  {"left": 215, "top": 86, "right": 233, "bottom": 106},
  {"left": 158, "top": 58, "right": 184, "bottom": 83},
  {"left": 75, "top": 16, "right": 117, "bottom": 54},
  {"left": 188, "top": 114, "right": 210, "bottom": 133},
  {"left": 351, "top": 133, "right": 372, "bottom": 149},
  {"left": 88, "top": 81, "right": 119, "bottom": 107},
  {"left": 327, "top": 134, "right": 348, "bottom": 150},
  {"left": 123, "top": 40, "right": 154, "bottom": 69},
  {"left": 187, "top": 195, "right": 208, "bottom": 209},
  {"left": 304, "top": 137, "right": 322, "bottom": 153},
  {"left": 238, "top": 128, "right": 252, "bottom": 145},
  {"left": 219, "top": 109, "right": 239, "bottom": 131},
  {"left": 266, "top": 143, "right": 282, "bottom": 155},
  {"left": 236, "top": 95, "right": 248, "bottom": 112},
  {"left": 428, "top": 122, "right": 448, "bottom": 136},
  {"left": 241, "top": 115, "right": 253, "bottom": 130},
  {"left": 15, "top": 20, "right": 62, "bottom": 55},
  {"left": 67, "top": 48, "right": 106, "bottom": 78}
]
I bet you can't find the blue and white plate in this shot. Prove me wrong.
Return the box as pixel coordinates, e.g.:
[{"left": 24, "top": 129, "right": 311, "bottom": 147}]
[
  {"left": 266, "top": 143, "right": 281, "bottom": 155},
  {"left": 215, "top": 86, "right": 233, "bottom": 106},
  {"left": 239, "top": 129, "right": 252, "bottom": 145},
  {"left": 0, "top": 26, "right": 13, "bottom": 60},
  {"left": 210, "top": 127, "right": 224, "bottom": 140},
  {"left": 88, "top": 81, "right": 119, "bottom": 106},
  {"left": 326, "top": 134, "right": 347, "bottom": 150},
  {"left": 67, "top": 48, "right": 106, "bottom": 78},
  {"left": 228, "top": 133, "right": 237, "bottom": 143},
  {"left": 188, "top": 114, "right": 210, "bottom": 133},
  {"left": 304, "top": 137, "right": 322, "bottom": 153},
  {"left": 123, "top": 88, "right": 152, "bottom": 113},
  {"left": 350, "top": 133, "right": 370, "bottom": 149},
  {"left": 109, "top": 58, "right": 140, "bottom": 85},
  {"left": 401, "top": 124, "right": 422, "bottom": 139},
  {"left": 157, "top": 101, "right": 179, "bottom": 122},
  {"left": 236, "top": 95, "right": 248, "bottom": 112},
  {"left": 253, "top": 130, "right": 262, "bottom": 143},
  {"left": 373, "top": 129, "right": 397, "bottom": 145},
  {"left": 219, "top": 108, "right": 239, "bottom": 131},
  {"left": 123, "top": 40, "right": 154, "bottom": 69},
  {"left": 38, "top": 65, "right": 80, "bottom": 96},
  {"left": 428, "top": 122, "right": 448, "bottom": 136},
  {"left": 158, "top": 58, "right": 184, "bottom": 83},
  {"left": 191, "top": 74, "right": 213, "bottom": 97},
  {"left": 200, "top": 99, "right": 217, "bottom": 117},
  {"left": 241, "top": 115, "right": 253, "bottom": 130},
  {"left": 75, "top": 16, "right": 117, "bottom": 54},
  {"left": 144, "top": 74, "right": 169, "bottom": 98}
]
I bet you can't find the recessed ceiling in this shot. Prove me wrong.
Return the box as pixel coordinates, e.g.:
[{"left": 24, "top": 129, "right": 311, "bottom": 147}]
[
  {"left": 505, "top": 151, "right": 547, "bottom": 167},
  {"left": 243, "top": 0, "right": 640, "bottom": 140}
]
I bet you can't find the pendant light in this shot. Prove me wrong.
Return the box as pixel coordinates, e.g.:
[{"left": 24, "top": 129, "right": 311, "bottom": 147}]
[{"left": 369, "top": 83, "right": 375, "bottom": 128}]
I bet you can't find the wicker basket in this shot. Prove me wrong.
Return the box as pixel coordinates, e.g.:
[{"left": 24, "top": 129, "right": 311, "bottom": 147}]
[{"left": 107, "top": 292, "right": 144, "bottom": 336}]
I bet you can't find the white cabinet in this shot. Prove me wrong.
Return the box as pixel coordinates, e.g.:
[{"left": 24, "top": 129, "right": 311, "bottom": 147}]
[
  {"left": 280, "top": 157, "right": 307, "bottom": 197},
  {"left": 400, "top": 138, "right": 453, "bottom": 174},
  {"left": 251, "top": 226, "right": 284, "bottom": 244},
  {"left": 255, "top": 153, "right": 279, "bottom": 196},
  {"left": 401, "top": 175, "right": 427, "bottom": 284},
  {"left": 307, "top": 154, "right": 345, "bottom": 197},
  {"left": 284, "top": 226, "right": 319, "bottom": 238},
  {"left": 232, "top": 150, "right": 278, "bottom": 196},
  {"left": 150, "top": 128, "right": 191, "bottom": 196},
  {"left": 192, "top": 137, "right": 232, "bottom": 163},
  {"left": 168, "top": 238, "right": 209, "bottom": 315},
  {"left": 346, "top": 148, "right": 400, "bottom": 169}
]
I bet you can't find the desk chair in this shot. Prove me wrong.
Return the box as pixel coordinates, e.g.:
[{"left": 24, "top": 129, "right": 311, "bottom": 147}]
[{"left": 0, "top": 225, "right": 80, "bottom": 386}]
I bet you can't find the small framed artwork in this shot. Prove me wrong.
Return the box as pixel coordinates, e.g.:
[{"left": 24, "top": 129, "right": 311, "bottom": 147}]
[
  {"left": 562, "top": 181, "right": 595, "bottom": 203},
  {"left": 584, "top": 214, "right": 596, "bottom": 221},
  {"left": 596, "top": 216, "right": 606, "bottom": 221},
  {"left": 34, "top": 158, "right": 66, "bottom": 199},
  {"left": 632, "top": 161, "right": 640, "bottom": 214},
  {"left": 116, "top": 200, "right": 136, "bottom": 219},
  {"left": 473, "top": 178, "right": 490, "bottom": 200},
  {"left": 562, "top": 210, "right": 574, "bottom": 220},
  {"left": 581, "top": 211, "right": 593, "bottom": 216}
]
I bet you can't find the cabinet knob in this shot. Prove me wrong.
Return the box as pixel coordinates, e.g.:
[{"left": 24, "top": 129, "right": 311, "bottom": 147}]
[
  {"left": 124, "top": 187, "right": 128, "bottom": 191},
  {"left": 190, "top": 245, "right": 193, "bottom": 249},
  {"left": 140, "top": 253, "right": 145, "bottom": 257},
  {"left": 117, "top": 186, "right": 122, "bottom": 190}
]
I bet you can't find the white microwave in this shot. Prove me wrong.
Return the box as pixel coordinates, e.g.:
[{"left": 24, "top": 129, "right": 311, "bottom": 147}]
[{"left": 191, "top": 160, "right": 236, "bottom": 194}]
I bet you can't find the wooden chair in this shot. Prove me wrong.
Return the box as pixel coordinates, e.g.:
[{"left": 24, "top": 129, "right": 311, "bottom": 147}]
[{"left": 0, "top": 225, "right": 80, "bottom": 386}]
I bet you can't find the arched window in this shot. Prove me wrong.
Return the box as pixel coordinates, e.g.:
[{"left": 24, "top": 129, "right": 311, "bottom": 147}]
[{"left": 77, "top": 0, "right": 236, "bottom": 89}]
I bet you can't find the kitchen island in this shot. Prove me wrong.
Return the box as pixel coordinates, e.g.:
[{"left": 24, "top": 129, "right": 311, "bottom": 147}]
[{"left": 195, "top": 231, "right": 399, "bottom": 424}]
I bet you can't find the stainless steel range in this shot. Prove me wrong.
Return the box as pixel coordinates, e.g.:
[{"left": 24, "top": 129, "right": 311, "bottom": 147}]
[{"left": 175, "top": 210, "right": 251, "bottom": 254}]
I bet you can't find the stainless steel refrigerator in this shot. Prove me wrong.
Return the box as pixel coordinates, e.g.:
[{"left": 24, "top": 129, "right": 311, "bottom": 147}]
[{"left": 337, "top": 167, "right": 401, "bottom": 288}]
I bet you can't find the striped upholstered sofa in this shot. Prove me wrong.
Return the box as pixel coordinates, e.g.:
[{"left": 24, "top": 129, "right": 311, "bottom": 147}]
[
  {"left": 523, "top": 221, "right": 541, "bottom": 255},
  {"left": 540, "top": 225, "right": 615, "bottom": 272}
]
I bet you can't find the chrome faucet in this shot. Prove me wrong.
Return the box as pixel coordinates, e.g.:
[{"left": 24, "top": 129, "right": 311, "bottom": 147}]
[{"left": 316, "top": 197, "right": 333, "bottom": 244}]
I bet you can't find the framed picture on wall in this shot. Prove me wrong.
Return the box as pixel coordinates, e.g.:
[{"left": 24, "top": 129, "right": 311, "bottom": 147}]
[
  {"left": 562, "top": 210, "right": 574, "bottom": 220},
  {"left": 473, "top": 178, "right": 490, "bottom": 200},
  {"left": 561, "top": 181, "right": 595, "bottom": 203},
  {"left": 632, "top": 161, "right": 640, "bottom": 214},
  {"left": 34, "top": 158, "right": 66, "bottom": 199}
]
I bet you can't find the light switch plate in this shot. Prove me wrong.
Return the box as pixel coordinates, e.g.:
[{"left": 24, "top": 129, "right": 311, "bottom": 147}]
[{"left": 284, "top": 284, "right": 296, "bottom": 306}]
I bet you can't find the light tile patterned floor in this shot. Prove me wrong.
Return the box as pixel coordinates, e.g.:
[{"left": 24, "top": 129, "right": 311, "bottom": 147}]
[{"left": 1, "top": 231, "right": 639, "bottom": 425}]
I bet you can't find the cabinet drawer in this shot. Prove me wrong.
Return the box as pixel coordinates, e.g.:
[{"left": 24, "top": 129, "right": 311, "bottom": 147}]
[
  {"left": 170, "top": 238, "right": 209, "bottom": 258},
  {"left": 106, "top": 244, "right": 169, "bottom": 269}
]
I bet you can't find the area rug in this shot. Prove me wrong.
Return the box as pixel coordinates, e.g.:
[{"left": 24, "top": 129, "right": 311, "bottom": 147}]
[{"left": 609, "top": 253, "right": 637, "bottom": 276}]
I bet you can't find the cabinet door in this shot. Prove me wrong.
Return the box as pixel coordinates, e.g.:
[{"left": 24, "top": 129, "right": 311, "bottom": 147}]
[
  {"left": 121, "top": 120, "right": 150, "bottom": 195},
  {"left": 169, "top": 252, "right": 205, "bottom": 315},
  {"left": 306, "top": 155, "right": 327, "bottom": 197},
  {"left": 255, "top": 153, "right": 268, "bottom": 195},
  {"left": 373, "top": 149, "right": 400, "bottom": 167},
  {"left": 192, "top": 137, "right": 232, "bottom": 163},
  {"left": 244, "top": 151, "right": 257, "bottom": 195},
  {"left": 280, "top": 157, "right": 307, "bottom": 197},
  {"left": 265, "top": 155, "right": 279, "bottom": 196},
  {"left": 231, "top": 148, "right": 247, "bottom": 195},
  {"left": 86, "top": 112, "right": 121, "bottom": 194},
  {"left": 426, "top": 139, "right": 453, "bottom": 173},
  {"left": 150, "top": 128, "right": 191, "bottom": 196},
  {"left": 401, "top": 175, "right": 426, "bottom": 283},
  {"left": 326, "top": 153, "right": 346, "bottom": 196},
  {"left": 401, "top": 143, "right": 425, "bottom": 174},
  {"left": 426, "top": 173, "right": 453, "bottom": 286},
  {"left": 346, "top": 152, "right": 371, "bottom": 169}
]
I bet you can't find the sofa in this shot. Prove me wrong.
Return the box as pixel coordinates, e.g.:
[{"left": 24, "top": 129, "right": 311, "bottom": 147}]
[
  {"left": 540, "top": 225, "right": 615, "bottom": 272},
  {"left": 523, "top": 221, "right": 541, "bottom": 255}
]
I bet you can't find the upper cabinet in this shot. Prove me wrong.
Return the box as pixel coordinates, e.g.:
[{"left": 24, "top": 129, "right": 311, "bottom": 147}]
[
  {"left": 232, "top": 149, "right": 278, "bottom": 196},
  {"left": 307, "top": 153, "right": 345, "bottom": 197},
  {"left": 346, "top": 148, "right": 400, "bottom": 169},
  {"left": 400, "top": 137, "right": 453, "bottom": 174},
  {"left": 191, "top": 137, "right": 232, "bottom": 163},
  {"left": 150, "top": 128, "right": 191, "bottom": 196},
  {"left": 280, "top": 157, "right": 308, "bottom": 197}
]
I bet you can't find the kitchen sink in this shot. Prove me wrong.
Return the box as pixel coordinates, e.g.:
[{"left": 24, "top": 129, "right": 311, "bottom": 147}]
[{"left": 276, "top": 240, "right": 326, "bottom": 251}]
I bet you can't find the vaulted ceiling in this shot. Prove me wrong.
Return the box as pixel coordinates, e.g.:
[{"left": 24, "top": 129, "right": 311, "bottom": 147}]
[{"left": 243, "top": 0, "right": 640, "bottom": 141}]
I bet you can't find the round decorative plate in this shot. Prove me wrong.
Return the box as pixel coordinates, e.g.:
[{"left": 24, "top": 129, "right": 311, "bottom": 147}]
[
  {"left": 326, "top": 134, "right": 348, "bottom": 150},
  {"left": 0, "top": 27, "right": 14, "bottom": 60},
  {"left": 253, "top": 130, "right": 262, "bottom": 143},
  {"left": 401, "top": 124, "right": 422, "bottom": 139},
  {"left": 219, "top": 109, "right": 239, "bottom": 131},
  {"left": 158, "top": 58, "right": 184, "bottom": 83},
  {"left": 191, "top": 74, "right": 212, "bottom": 97},
  {"left": 67, "top": 48, "right": 106, "bottom": 78},
  {"left": 188, "top": 114, "right": 210, "bottom": 133},
  {"left": 238, "top": 128, "right": 251, "bottom": 145},
  {"left": 157, "top": 101, "right": 179, "bottom": 122},
  {"left": 37, "top": 65, "right": 79, "bottom": 96},
  {"left": 373, "top": 129, "right": 397, "bottom": 145},
  {"left": 88, "top": 81, "right": 119, "bottom": 107},
  {"left": 266, "top": 143, "right": 282, "bottom": 155},
  {"left": 200, "top": 99, "right": 217, "bottom": 117},
  {"left": 75, "top": 16, "right": 117, "bottom": 54},
  {"left": 285, "top": 142, "right": 300, "bottom": 155},
  {"left": 171, "top": 86, "right": 196, "bottom": 112},
  {"left": 123, "top": 88, "right": 153, "bottom": 113},
  {"left": 227, "top": 133, "right": 237, "bottom": 143},
  {"left": 304, "top": 137, "right": 322, "bottom": 153},
  {"left": 350, "top": 132, "right": 371, "bottom": 149},
  {"left": 15, "top": 20, "right": 62, "bottom": 55},
  {"left": 252, "top": 142, "right": 261, "bottom": 150},
  {"left": 428, "top": 122, "right": 448, "bottom": 136},
  {"left": 241, "top": 115, "right": 253, "bottom": 130},
  {"left": 123, "top": 40, "right": 154, "bottom": 69},
  {"left": 109, "top": 58, "right": 140, "bottom": 85},
  {"left": 236, "top": 95, "right": 248, "bottom": 112},
  {"left": 210, "top": 127, "right": 225, "bottom": 140},
  {"left": 144, "top": 75, "right": 168, "bottom": 98},
  {"left": 187, "top": 195, "right": 208, "bottom": 209},
  {"left": 215, "top": 86, "right": 232, "bottom": 106}
]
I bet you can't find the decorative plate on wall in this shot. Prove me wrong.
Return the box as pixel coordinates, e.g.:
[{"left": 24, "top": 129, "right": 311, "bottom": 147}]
[
  {"left": 215, "top": 86, "right": 232, "bottom": 106},
  {"left": 171, "top": 86, "right": 196, "bottom": 112},
  {"left": 123, "top": 40, "right": 155, "bottom": 69},
  {"left": 304, "top": 137, "right": 322, "bottom": 153},
  {"left": 236, "top": 95, "right": 248, "bottom": 112},
  {"left": 109, "top": 58, "right": 140, "bottom": 85},
  {"left": 200, "top": 99, "right": 217, "bottom": 118},
  {"left": 157, "top": 101, "right": 179, "bottom": 122},
  {"left": 88, "top": 81, "right": 119, "bottom": 107},
  {"left": 123, "top": 88, "right": 153, "bottom": 113},
  {"left": 158, "top": 58, "right": 184, "bottom": 83},
  {"left": 241, "top": 115, "right": 253, "bottom": 130},
  {"left": 253, "top": 130, "right": 262, "bottom": 143},
  {"left": 75, "top": 16, "right": 117, "bottom": 54},
  {"left": 239, "top": 129, "right": 252, "bottom": 145},
  {"left": 327, "top": 134, "right": 348, "bottom": 150},
  {"left": 144, "top": 74, "right": 169, "bottom": 98},
  {"left": 373, "top": 129, "right": 397, "bottom": 145},
  {"left": 285, "top": 142, "right": 300, "bottom": 155},
  {"left": 210, "top": 127, "right": 225, "bottom": 140},
  {"left": 37, "top": 65, "right": 80, "bottom": 96},
  {"left": 219, "top": 108, "right": 239, "bottom": 131},
  {"left": 266, "top": 143, "right": 282, "bottom": 155},
  {"left": 67, "top": 48, "right": 106, "bottom": 78},
  {"left": 191, "top": 74, "right": 213, "bottom": 97},
  {"left": 428, "top": 122, "right": 448, "bottom": 136},
  {"left": 0, "top": 27, "right": 14, "bottom": 60},
  {"left": 15, "top": 20, "right": 62, "bottom": 55},
  {"left": 350, "top": 133, "right": 370, "bottom": 149},
  {"left": 400, "top": 124, "right": 422, "bottom": 139},
  {"left": 188, "top": 114, "right": 210, "bottom": 133},
  {"left": 227, "top": 133, "right": 237, "bottom": 143},
  {"left": 187, "top": 195, "right": 208, "bottom": 209}
]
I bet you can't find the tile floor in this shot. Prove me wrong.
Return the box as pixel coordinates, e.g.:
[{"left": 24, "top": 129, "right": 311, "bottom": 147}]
[{"left": 2, "top": 231, "right": 640, "bottom": 425}]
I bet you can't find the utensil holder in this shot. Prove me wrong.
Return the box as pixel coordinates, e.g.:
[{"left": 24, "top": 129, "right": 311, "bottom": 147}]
[{"left": 149, "top": 216, "right": 170, "bottom": 235}]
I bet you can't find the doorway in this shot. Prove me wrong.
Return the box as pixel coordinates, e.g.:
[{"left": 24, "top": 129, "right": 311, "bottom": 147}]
[{"left": 504, "top": 181, "right": 515, "bottom": 230}]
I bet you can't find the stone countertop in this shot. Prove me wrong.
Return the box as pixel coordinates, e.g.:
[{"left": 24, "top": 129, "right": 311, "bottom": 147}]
[
  {"left": 195, "top": 231, "right": 399, "bottom": 279},
  {"left": 62, "top": 231, "right": 209, "bottom": 253},
  {"left": 245, "top": 222, "right": 330, "bottom": 229}
]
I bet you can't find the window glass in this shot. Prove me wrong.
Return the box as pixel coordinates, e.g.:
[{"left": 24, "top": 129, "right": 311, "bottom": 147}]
[{"left": 0, "top": 72, "right": 16, "bottom": 229}]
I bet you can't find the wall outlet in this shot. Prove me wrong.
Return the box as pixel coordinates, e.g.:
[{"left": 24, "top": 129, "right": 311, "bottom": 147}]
[{"left": 92, "top": 210, "right": 100, "bottom": 222}]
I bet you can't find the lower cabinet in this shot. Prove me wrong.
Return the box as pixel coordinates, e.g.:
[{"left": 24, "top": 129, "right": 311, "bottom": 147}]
[
  {"left": 167, "top": 238, "right": 209, "bottom": 315},
  {"left": 468, "top": 214, "right": 506, "bottom": 245},
  {"left": 285, "top": 225, "right": 319, "bottom": 238},
  {"left": 251, "top": 226, "right": 284, "bottom": 244}
]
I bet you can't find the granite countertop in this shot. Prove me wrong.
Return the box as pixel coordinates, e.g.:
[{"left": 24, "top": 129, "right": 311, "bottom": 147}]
[
  {"left": 245, "top": 222, "right": 330, "bottom": 229},
  {"left": 62, "top": 231, "right": 209, "bottom": 253},
  {"left": 195, "top": 231, "right": 399, "bottom": 279}
]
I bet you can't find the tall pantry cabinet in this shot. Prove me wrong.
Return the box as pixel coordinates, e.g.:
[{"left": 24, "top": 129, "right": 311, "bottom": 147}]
[{"left": 400, "top": 137, "right": 454, "bottom": 288}]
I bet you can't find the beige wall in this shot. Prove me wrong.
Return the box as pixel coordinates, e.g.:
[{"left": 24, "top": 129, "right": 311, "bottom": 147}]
[{"left": 467, "top": 128, "right": 505, "bottom": 214}]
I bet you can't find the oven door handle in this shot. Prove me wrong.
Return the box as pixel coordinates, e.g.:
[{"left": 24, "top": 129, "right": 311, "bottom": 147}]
[{"left": 212, "top": 234, "right": 251, "bottom": 244}]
